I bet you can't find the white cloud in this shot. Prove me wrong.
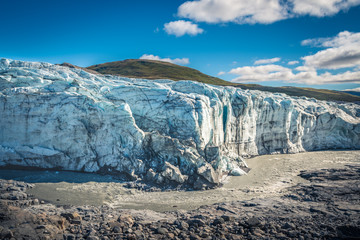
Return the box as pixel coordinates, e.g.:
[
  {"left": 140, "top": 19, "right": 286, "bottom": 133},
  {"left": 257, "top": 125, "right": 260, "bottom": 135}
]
[
  {"left": 178, "top": 0, "right": 287, "bottom": 24},
  {"left": 164, "top": 20, "right": 204, "bottom": 37},
  {"left": 291, "top": 0, "right": 360, "bottom": 17},
  {"left": 224, "top": 31, "right": 360, "bottom": 85},
  {"left": 302, "top": 31, "right": 360, "bottom": 69},
  {"left": 301, "top": 31, "right": 360, "bottom": 48},
  {"left": 254, "top": 57, "right": 281, "bottom": 65},
  {"left": 218, "top": 71, "right": 226, "bottom": 76},
  {"left": 288, "top": 60, "right": 299, "bottom": 65},
  {"left": 342, "top": 87, "right": 360, "bottom": 92},
  {"left": 229, "top": 64, "right": 294, "bottom": 82},
  {"left": 176, "top": 0, "right": 360, "bottom": 25},
  {"left": 228, "top": 64, "right": 360, "bottom": 85},
  {"left": 140, "top": 54, "right": 190, "bottom": 65}
]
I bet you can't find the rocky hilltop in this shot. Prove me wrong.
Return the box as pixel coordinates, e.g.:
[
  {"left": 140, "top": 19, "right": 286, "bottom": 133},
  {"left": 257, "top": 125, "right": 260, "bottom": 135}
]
[{"left": 0, "top": 58, "right": 359, "bottom": 189}]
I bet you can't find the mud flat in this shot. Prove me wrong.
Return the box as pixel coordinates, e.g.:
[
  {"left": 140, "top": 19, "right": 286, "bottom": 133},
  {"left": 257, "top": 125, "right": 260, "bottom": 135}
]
[
  {"left": 26, "top": 150, "right": 360, "bottom": 211},
  {"left": 0, "top": 150, "right": 360, "bottom": 239}
]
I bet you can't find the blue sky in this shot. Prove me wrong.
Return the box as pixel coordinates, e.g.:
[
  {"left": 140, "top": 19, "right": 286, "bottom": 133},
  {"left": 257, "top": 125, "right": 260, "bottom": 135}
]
[{"left": 1, "top": 0, "right": 360, "bottom": 91}]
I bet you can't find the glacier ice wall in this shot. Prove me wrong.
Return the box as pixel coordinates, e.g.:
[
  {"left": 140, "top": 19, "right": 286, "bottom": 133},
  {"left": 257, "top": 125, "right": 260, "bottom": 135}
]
[{"left": 0, "top": 58, "right": 359, "bottom": 188}]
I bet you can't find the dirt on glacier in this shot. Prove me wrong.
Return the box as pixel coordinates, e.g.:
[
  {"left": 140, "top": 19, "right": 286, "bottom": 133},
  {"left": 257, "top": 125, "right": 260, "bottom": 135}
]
[{"left": 0, "top": 150, "right": 360, "bottom": 239}]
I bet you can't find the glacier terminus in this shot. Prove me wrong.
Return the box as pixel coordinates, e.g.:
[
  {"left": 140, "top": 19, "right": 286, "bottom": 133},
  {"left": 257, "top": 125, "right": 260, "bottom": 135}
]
[{"left": 0, "top": 59, "right": 359, "bottom": 189}]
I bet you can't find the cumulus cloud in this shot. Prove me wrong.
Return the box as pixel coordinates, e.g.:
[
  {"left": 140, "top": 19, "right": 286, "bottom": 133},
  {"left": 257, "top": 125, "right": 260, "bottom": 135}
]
[
  {"left": 178, "top": 0, "right": 287, "bottom": 24},
  {"left": 291, "top": 0, "right": 360, "bottom": 17},
  {"left": 254, "top": 57, "right": 281, "bottom": 65},
  {"left": 228, "top": 64, "right": 360, "bottom": 85},
  {"left": 302, "top": 31, "right": 360, "bottom": 69},
  {"left": 176, "top": 0, "right": 360, "bottom": 25},
  {"left": 218, "top": 71, "right": 226, "bottom": 76},
  {"left": 164, "top": 20, "right": 204, "bottom": 37},
  {"left": 288, "top": 60, "right": 299, "bottom": 65},
  {"left": 140, "top": 54, "right": 190, "bottom": 65},
  {"left": 342, "top": 87, "right": 360, "bottom": 92},
  {"left": 229, "top": 64, "right": 294, "bottom": 82},
  {"left": 225, "top": 31, "right": 360, "bottom": 85}
]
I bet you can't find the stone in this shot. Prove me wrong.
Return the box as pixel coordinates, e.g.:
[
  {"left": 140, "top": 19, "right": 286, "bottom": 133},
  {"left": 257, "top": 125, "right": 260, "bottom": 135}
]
[
  {"left": 112, "top": 226, "right": 121, "bottom": 233},
  {"left": 213, "top": 217, "right": 225, "bottom": 225},
  {"left": 87, "top": 236, "right": 99, "bottom": 240},
  {"left": 156, "top": 227, "right": 168, "bottom": 235},
  {"left": 134, "top": 229, "right": 144, "bottom": 238},
  {"left": 60, "top": 212, "right": 81, "bottom": 221},
  {"left": 282, "top": 222, "right": 295, "bottom": 229},
  {"left": 118, "top": 215, "right": 134, "bottom": 227},
  {"left": 0, "top": 228, "right": 13, "bottom": 239},
  {"left": 336, "top": 225, "right": 360, "bottom": 238},
  {"left": 71, "top": 219, "right": 82, "bottom": 225},
  {"left": 221, "top": 215, "right": 235, "bottom": 222},
  {"left": 63, "top": 234, "right": 76, "bottom": 240},
  {"left": 161, "top": 162, "right": 188, "bottom": 184},
  {"left": 36, "top": 225, "right": 46, "bottom": 229},
  {"left": 246, "top": 217, "right": 262, "bottom": 227},
  {"left": 188, "top": 219, "right": 206, "bottom": 227}
]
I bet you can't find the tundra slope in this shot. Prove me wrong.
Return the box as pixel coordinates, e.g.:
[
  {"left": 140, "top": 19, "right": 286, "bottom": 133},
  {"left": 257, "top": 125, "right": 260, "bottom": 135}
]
[{"left": 0, "top": 58, "right": 359, "bottom": 189}]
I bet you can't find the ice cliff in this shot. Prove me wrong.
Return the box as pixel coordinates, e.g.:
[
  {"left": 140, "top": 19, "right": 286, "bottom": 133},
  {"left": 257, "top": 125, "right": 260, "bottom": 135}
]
[{"left": 1, "top": 59, "right": 359, "bottom": 189}]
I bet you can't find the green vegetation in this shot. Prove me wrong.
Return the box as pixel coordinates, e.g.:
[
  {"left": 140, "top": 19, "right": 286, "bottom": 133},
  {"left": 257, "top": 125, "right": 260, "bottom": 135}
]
[
  {"left": 234, "top": 84, "right": 360, "bottom": 102},
  {"left": 86, "top": 59, "right": 235, "bottom": 86},
  {"left": 60, "top": 59, "right": 360, "bottom": 102}
]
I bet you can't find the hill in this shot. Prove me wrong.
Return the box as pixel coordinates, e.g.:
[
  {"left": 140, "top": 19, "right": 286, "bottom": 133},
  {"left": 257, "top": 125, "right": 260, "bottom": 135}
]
[
  {"left": 342, "top": 91, "right": 360, "bottom": 97},
  {"left": 86, "top": 59, "right": 234, "bottom": 86},
  {"left": 235, "top": 84, "right": 360, "bottom": 102},
  {"left": 59, "top": 59, "right": 360, "bottom": 102}
]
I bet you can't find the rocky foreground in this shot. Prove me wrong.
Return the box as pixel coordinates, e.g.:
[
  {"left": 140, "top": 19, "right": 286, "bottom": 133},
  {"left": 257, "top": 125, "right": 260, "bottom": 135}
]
[{"left": 1, "top": 165, "right": 360, "bottom": 240}]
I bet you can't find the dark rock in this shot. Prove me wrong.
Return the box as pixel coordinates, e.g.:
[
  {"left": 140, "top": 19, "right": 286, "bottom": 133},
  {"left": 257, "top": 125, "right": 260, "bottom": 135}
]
[
  {"left": 71, "top": 219, "right": 82, "bottom": 225},
  {"left": 188, "top": 219, "right": 206, "bottom": 227},
  {"left": 112, "top": 226, "right": 121, "bottom": 233},
  {"left": 175, "top": 220, "right": 189, "bottom": 230},
  {"left": 156, "top": 227, "right": 168, "bottom": 235},
  {"left": 0, "top": 228, "right": 13, "bottom": 239},
  {"left": 216, "top": 206, "right": 236, "bottom": 214},
  {"left": 243, "top": 203, "right": 257, "bottom": 207},
  {"left": 337, "top": 225, "right": 360, "bottom": 238},
  {"left": 246, "top": 217, "right": 261, "bottom": 227},
  {"left": 287, "top": 230, "right": 298, "bottom": 238},
  {"left": 63, "top": 234, "right": 76, "bottom": 240},
  {"left": 281, "top": 222, "right": 295, "bottom": 229},
  {"left": 221, "top": 215, "right": 235, "bottom": 222},
  {"left": 61, "top": 212, "right": 81, "bottom": 221},
  {"left": 36, "top": 225, "right": 46, "bottom": 229},
  {"left": 213, "top": 217, "right": 225, "bottom": 226}
]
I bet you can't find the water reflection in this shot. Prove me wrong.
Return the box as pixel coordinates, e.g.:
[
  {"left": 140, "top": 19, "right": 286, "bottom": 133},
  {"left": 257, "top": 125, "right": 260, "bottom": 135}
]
[{"left": 0, "top": 169, "right": 125, "bottom": 183}]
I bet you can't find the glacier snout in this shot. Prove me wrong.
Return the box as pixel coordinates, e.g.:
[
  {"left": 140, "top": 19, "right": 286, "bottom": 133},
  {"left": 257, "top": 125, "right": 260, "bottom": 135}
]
[{"left": 0, "top": 58, "right": 359, "bottom": 189}]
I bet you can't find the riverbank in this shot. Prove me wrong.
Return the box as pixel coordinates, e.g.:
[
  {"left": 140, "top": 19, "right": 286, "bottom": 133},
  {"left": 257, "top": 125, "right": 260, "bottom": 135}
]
[
  {"left": 1, "top": 150, "right": 360, "bottom": 239},
  {"left": 25, "top": 150, "right": 360, "bottom": 211}
]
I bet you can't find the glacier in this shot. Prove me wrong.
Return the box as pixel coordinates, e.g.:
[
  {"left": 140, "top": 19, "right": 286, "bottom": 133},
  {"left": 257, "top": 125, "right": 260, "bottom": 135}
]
[{"left": 0, "top": 58, "right": 359, "bottom": 189}]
